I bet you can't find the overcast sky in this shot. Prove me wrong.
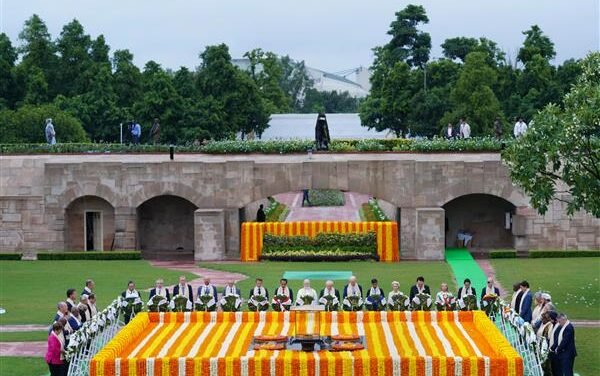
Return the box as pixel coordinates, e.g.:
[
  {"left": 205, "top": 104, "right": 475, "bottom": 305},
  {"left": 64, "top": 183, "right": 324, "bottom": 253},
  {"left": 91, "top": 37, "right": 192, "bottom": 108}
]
[{"left": 2, "top": 0, "right": 599, "bottom": 72}]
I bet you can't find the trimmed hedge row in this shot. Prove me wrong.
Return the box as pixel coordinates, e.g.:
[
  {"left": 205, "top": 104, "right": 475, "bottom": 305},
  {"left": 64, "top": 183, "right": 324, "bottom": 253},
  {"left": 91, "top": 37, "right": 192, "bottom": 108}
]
[
  {"left": 0, "top": 253, "right": 22, "bottom": 260},
  {"left": 264, "top": 198, "right": 289, "bottom": 222},
  {"left": 36, "top": 251, "right": 142, "bottom": 260},
  {"left": 261, "top": 232, "right": 377, "bottom": 261},
  {"left": 490, "top": 250, "right": 517, "bottom": 258},
  {"left": 1, "top": 137, "right": 504, "bottom": 155},
  {"left": 529, "top": 250, "right": 600, "bottom": 258}
]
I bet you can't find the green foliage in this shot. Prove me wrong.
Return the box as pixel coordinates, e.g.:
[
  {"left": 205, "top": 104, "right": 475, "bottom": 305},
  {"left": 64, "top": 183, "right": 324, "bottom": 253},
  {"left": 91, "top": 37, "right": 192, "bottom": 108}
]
[
  {"left": 301, "top": 89, "right": 361, "bottom": 113},
  {"left": 502, "top": 52, "right": 600, "bottom": 217},
  {"left": 0, "top": 253, "right": 22, "bottom": 261},
  {"left": 517, "top": 25, "right": 556, "bottom": 64},
  {"left": 360, "top": 200, "right": 390, "bottom": 221},
  {"left": 385, "top": 4, "right": 431, "bottom": 68},
  {"left": 261, "top": 232, "right": 378, "bottom": 261},
  {"left": 0, "top": 104, "right": 88, "bottom": 143},
  {"left": 36, "top": 251, "right": 141, "bottom": 260},
  {"left": 308, "top": 189, "right": 345, "bottom": 206},
  {"left": 264, "top": 198, "right": 289, "bottom": 222},
  {"left": 528, "top": 250, "right": 600, "bottom": 258},
  {"left": 489, "top": 250, "right": 517, "bottom": 259}
]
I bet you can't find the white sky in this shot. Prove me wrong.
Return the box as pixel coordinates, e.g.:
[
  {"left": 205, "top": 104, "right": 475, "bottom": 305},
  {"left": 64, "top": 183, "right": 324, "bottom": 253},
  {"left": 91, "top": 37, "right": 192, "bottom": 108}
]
[{"left": 2, "top": 0, "right": 599, "bottom": 72}]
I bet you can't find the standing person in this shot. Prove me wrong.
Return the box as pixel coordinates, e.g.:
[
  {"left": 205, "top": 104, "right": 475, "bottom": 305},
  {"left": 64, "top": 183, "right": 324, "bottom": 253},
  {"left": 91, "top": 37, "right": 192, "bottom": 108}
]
[
  {"left": 82, "top": 279, "right": 94, "bottom": 298},
  {"left": 45, "top": 118, "right": 56, "bottom": 145},
  {"left": 459, "top": 118, "right": 471, "bottom": 139},
  {"left": 45, "top": 322, "right": 66, "bottom": 376},
  {"left": 78, "top": 295, "right": 92, "bottom": 323},
  {"left": 65, "top": 289, "right": 77, "bottom": 311},
  {"left": 315, "top": 112, "right": 330, "bottom": 150},
  {"left": 551, "top": 313, "right": 577, "bottom": 376},
  {"left": 518, "top": 280, "right": 533, "bottom": 322},
  {"left": 444, "top": 123, "right": 456, "bottom": 139},
  {"left": 131, "top": 120, "right": 141, "bottom": 144},
  {"left": 494, "top": 117, "right": 503, "bottom": 139},
  {"left": 409, "top": 276, "right": 431, "bottom": 300},
  {"left": 149, "top": 279, "right": 171, "bottom": 301},
  {"left": 150, "top": 118, "right": 161, "bottom": 144},
  {"left": 88, "top": 294, "right": 98, "bottom": 316},
  {"left": 302, "top": 189, "right": 311, "bottom": 207},
  {"left": 256, "top": 204, "right": 266, "bottom": 222},
  {"left": 510, "top": 282, "right": 522, "bottom": 311},
  {"left": 513, "top": 117, "right": 528, "bottom": 138},
  {"left": 197, "top": 277, "right": 218, "bottom": 302}
]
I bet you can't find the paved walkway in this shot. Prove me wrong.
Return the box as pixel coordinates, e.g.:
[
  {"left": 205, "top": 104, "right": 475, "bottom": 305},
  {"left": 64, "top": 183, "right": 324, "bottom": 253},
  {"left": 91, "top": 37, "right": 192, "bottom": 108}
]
[
  {"left": 0, "top": 324, "right": 48, "bottom": 332},
  {"left": 0, "top": 341, "right": 46, "bottom": 357},
  {"left": 276, "top": 191, "right": 370, "bottom": 222}
]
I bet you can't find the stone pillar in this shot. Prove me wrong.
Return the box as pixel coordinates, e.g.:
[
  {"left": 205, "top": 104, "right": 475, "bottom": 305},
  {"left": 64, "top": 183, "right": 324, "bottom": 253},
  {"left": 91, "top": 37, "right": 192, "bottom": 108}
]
[
  {"left": 113, "top": 207, "right": 137, "bottom": 250},
  {"left": 194, "top": 209, "right": 226, "bottom": 261},
  {"left": 415, "top": 207, "right": 445, "bottom": 260},
  {"left": 512, "top": 207, "right": 530, "bottom": 252},
  {"left": 400, "top": 208, "right": 417, "bottom": 259},
  {"left": 223, "top": 208, "right": 240, "bottom": 258}
]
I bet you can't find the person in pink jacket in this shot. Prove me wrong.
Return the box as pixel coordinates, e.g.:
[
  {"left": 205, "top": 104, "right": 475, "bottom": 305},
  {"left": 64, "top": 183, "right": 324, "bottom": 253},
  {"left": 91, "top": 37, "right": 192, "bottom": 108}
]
[{"left": 45, "top": 322, "right": 66, "bottom": 376}]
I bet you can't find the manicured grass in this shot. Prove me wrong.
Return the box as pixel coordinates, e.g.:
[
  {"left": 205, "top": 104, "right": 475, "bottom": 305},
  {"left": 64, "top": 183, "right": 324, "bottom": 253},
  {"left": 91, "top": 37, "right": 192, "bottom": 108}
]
[
  {"left": 0, "top": 331, "right": 48, "bottom": 342},
  {"left": 574, "top": 327, "right": 600, "bottom": 375},
  {"left": 200, "top": 261, "right": 455, "bottom": 301},
  {"left": 0, "top": 357, "right": 47, "bottom": 376},
  {"left": 0, "top": 261, "right": 196, "bottom": 325},
  {"left": 491, "top": 258, "right": 600, "bottom": 320}
]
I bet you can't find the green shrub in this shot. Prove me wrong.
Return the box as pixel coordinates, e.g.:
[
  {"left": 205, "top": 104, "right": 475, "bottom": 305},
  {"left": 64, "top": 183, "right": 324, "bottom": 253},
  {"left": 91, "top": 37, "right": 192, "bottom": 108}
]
[
  {"left": 528, "top": 250, "right": 600, "bottom": 258},
  {"left": 0, "top": 105, "right": 88, "bottom": 144},
  {"left": 308, "top": 189, "right": 345, "bottom": 206},
  {"left": 0, "top": 137, "right": 505, "bottom": 155},
  {"left": 0, "top": 253, "right": 22, "bottom": 261},
  {"left": 490, "top": 250, "right": 517, "bottom": 258},
  {"left": 264, "top": 198, "right": 289, "bottom": 222},
  {"left": 261, "top": 232, "right": 377, "bottom": 261},
  {"left": 36, "top": 251, "right": 141, "bottom": 260},
  {"left": 360, "top": 199, "right": 389, "bottom": 221}
]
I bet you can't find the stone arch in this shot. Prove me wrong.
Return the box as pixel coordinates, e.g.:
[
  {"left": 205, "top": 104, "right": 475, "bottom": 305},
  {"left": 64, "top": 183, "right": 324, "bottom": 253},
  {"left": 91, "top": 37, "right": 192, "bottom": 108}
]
[
  {"left": 128, "top": 182, "right": 202, "bottom": 209},
  {"left": 65, "top": 195, "right": 115, "bottom": 251},
  {"left": 59, "top": 184, "right": 118, "bottom": 210},
  {"left": 136, "top": 195, "right": 198, "bottom": 256},
  {"left": 443, "top": 193, "right": 516, "bottom": 249}
]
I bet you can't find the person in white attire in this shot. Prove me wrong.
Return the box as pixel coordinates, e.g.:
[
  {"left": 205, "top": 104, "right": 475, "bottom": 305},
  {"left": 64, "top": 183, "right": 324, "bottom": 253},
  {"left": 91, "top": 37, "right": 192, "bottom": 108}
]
[
  {"left": 459, "top": 118, "right": 471, "bottom": 139},
  {"left": 45, "top": 118, "right": 56, "bottom": 145},
  {"left": 272, "top": 278, "right": 293, "bottom": 311},
  {"left": 296, "top": 279, "right": 318, "bottom": 306},
  {"left": 319, "top": 280, "right": 340, "bottom": 304},
  {"left": 435, "top": 283, "right": 455, "bottom": 309},
  {"left": 513, "top": 117, "right": 528, "bottom": 138},
  {"left": 365, "top": 278, "right": 386, "bottom": 310},
  {"left": 220, "top": 280, "right": 242, "bottom": 311},
  {"left": 197, "top": 277, "right": 218, "bottom": 302}
]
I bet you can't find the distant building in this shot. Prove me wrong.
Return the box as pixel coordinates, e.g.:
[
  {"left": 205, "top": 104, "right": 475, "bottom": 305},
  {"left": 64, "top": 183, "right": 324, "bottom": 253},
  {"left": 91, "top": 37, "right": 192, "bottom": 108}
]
[{"left": 232, "top": 58, "right": 370, "bottom": 98}]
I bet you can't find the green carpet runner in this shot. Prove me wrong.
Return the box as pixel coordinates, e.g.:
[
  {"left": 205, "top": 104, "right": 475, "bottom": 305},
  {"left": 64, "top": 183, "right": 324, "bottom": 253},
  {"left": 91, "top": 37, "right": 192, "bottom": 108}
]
[{"left": 445, "top": 248, "right": 487, "bottom": 293}]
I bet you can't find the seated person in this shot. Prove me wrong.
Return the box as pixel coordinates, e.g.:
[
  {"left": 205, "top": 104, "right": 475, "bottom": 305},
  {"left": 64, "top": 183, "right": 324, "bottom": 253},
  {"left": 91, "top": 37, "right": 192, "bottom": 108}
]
[
  {"left": 272, "top": 278, "right": 293, "bottom": 311},
  {"left": 365, "top": 278, "right": 386, "bottom": 310},
  {"left": 296, "top": 279, "right": 318, "bottom": 306}
]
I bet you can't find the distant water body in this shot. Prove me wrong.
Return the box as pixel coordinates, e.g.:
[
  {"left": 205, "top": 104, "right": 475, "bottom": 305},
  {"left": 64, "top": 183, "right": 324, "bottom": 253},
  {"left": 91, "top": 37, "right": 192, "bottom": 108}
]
[{"left": 258, "top": 113, "right": 390, "bottom": 140}]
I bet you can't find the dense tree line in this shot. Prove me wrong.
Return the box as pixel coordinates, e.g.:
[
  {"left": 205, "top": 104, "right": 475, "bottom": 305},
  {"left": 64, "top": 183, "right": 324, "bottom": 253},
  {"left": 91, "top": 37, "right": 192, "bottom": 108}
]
[
  {"left": 0, "top": 15, "right": 359, "bottom": 144},
  {"left": 360, "top": 4, "right": 584, "bottom": 137}
]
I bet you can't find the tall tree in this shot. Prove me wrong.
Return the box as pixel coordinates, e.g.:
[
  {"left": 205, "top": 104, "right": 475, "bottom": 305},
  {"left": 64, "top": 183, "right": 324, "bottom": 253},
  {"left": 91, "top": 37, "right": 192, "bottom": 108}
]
[
  {"left": 443, "top": 52, "right": 502, "bottom": 135},
  {"left": 503, "top": 52, "right": 600, "bottom": 217},
  {"left": 517, "top": 25, "right": 556, "bottom": 65},
  {"left": 112, "top": 49, "right": 142, "bottom": 109},
  {"left": 279, "top": 55, "right": 313, "bottom": 112},
  {"left": 384, "top": 4, "right": 431, "bottom": 68},
  {"left": 56, "top": 19, "right": 92, "bottom": 96},
  {"left": 0, "top": 33, "right": 18, "bottom": 108},
  {"left": 244, "top": 48, "right": 291, "bottom": 113},
  {"left": 90, "top": 35, "right": 111, "bottom": 67}
]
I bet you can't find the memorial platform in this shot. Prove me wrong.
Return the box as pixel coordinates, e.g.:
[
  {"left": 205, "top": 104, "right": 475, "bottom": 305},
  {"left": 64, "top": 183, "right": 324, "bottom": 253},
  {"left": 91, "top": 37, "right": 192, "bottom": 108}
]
[{"left": 91, "top": 311, "right": 522, "bottom": 376}]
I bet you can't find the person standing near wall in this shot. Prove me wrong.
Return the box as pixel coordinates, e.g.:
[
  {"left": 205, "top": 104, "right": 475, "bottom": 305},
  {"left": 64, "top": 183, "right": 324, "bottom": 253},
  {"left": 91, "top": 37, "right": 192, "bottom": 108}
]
[
  {"left": 131, "top": 120, "right": 141, "bottom": 144},
  {"left": 150, "top": 118, "right": 161, "bottom": 144},
  {"left": 45, "top": 118, "right": 56, "bottom": 145}
]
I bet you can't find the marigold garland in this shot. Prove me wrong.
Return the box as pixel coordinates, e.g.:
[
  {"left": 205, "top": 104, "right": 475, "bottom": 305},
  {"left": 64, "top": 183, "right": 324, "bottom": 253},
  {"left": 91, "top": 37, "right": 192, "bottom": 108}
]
[{"left": 91, "top": 311, "right": 522, "bottom": 376}]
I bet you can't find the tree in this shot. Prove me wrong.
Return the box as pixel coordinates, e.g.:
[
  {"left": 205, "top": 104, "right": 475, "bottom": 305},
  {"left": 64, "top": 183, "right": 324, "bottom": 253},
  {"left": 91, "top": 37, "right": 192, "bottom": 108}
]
[
  {"left": 17, "top": 15, "right": 57, "bottom": 97},
  {"left": 384, "top": 4, "right": 431, "bottom": 68},
  {"left": 502, "top": 52, "right": 600, "bottom": 217},
  {"left": 302, "top": 89, "right": 360, "bottom": 113},
  {"left": 56, "top": 19, "right": 92, "bottom": 96},
  {"left": 517, "top": 25, "right": 555, "bottom": 65},
  {"left": 244, "top": 49, "right": 290, "bottom": 113},
  {"left": 112, "top": 49, "right": 142, "bottom": 109},
  {"left": 359, "top": 60, "right": 412, "bottom": 136},
  {"left": 441, "top": 37, "right": 479, "bottom": 62},
  {"left": 279, "top": 55, "right": 313, "bottom": 112},
  {"left": 443, "top": 52, "right": 502, "bottom": 135},
  {"left": 0, "top": 33, "right": 18, "bottom": 108}
]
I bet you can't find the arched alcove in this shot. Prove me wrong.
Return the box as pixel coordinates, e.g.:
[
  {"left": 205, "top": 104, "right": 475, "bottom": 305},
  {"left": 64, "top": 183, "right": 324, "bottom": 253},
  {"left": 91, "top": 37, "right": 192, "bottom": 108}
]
[{"left": 65, "top": 196, "right": 115, "bottom": 251}]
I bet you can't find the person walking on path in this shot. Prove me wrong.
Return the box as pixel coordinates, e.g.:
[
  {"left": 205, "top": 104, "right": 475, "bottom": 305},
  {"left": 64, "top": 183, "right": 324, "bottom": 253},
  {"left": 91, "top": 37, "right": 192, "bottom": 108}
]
[
  {"left": 45, "top": 118, "right": 56, "bottom": 145},
  {"left": 302, "top": 189, "right": 311, "bottom": 207}
]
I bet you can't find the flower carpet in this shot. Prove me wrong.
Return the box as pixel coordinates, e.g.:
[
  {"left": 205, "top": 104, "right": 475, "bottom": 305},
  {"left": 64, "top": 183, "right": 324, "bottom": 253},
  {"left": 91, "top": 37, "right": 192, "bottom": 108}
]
[
  {"left": 241, "top": 221, "right": 399, "bottom": 262},
  {"left": 91, "top": 311, "right": 522, "bottom": 376}
]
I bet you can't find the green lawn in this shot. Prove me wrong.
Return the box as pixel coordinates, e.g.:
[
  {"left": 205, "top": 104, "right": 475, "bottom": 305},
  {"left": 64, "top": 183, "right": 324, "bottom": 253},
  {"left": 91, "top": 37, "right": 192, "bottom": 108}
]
[
  {"left": 200, "top": 261, "right": 455, "bottom": 301},
  {"left": 575, "top": 327, "right": 600, "bottom": 375},
  {"left": 0, "top": 331, "right": 48, "bottom": 342},
  {"left": 491, "top": 258, "right": 600, "bottom": 320},
  {"left": 0, "top": 261, "right": 196, "bottom": 325},
  {"left": 0, "top": 357, "right": 47, "bottom": 376}
]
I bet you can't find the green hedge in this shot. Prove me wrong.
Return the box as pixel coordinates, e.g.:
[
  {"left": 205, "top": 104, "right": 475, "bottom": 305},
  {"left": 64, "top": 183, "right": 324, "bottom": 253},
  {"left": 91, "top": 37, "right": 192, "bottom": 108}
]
[
  {"left": 528, "top": 250, "right": 600, "bottom": 258},
  {"left": 261, "top": 232, "right": 377, "bottom": 261},
  {"left": 36, "top": 251, "right": 142, "bottom": 260},
  {"left": 1, "top": 137, "right": 504, "bottom": 155},
  {"left": 490, "top": 250, "right": 517, "bottom": 258},
  {"left": 0, "top": 253, "right": 22, "bottom": 260},
  {"left": 308, "top": 189, "right": 345, "bottom": 207},
  {"left": 360, "top": 200, "right": 389, "bottom": 221},
  {"left": 264, "top": 198, "right": 289, "bottom": 222}
]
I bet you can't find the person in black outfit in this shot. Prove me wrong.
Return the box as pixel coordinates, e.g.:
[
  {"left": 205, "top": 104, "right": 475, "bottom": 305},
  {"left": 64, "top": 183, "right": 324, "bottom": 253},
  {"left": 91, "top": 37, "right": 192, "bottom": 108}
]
[
  {"left": 256, "top": 204, "right": 266, "bottom": 222},
  {"left": 409, "top": 276, "right": 431, "bottom": 300}
]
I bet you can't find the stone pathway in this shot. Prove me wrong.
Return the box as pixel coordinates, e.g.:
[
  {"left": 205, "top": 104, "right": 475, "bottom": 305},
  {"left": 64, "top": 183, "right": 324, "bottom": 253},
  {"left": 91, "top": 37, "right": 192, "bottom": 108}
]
[
  {"left": 476, "top": 259, "right": 508, "bottom": 296},
  {"left": 0, "top": 341, "right": 46, "bottom": 357},
  {"left": 277, "top": 191, "right": 371, "bottom": 222},
  {"left": 0, "top": 324, "right": 48, "bottom": 332}
]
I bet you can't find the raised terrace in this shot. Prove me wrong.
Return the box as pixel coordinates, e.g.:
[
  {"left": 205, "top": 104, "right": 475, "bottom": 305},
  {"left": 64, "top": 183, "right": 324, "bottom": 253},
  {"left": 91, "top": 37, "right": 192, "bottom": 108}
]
[{"left": 1, "top": 153, "right": 599, "bottom": 259}]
